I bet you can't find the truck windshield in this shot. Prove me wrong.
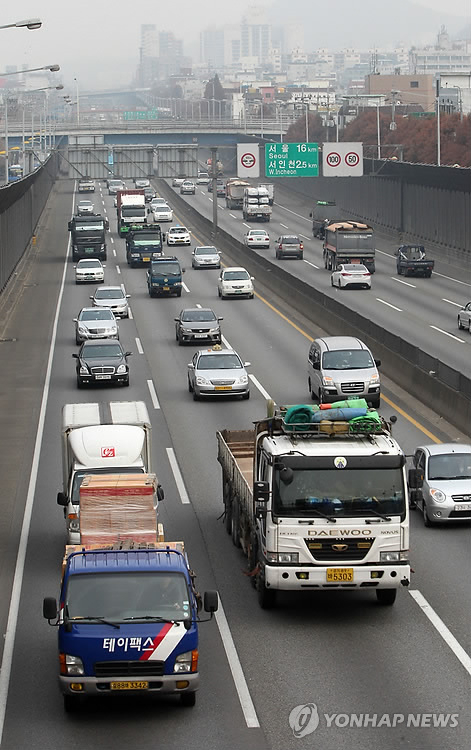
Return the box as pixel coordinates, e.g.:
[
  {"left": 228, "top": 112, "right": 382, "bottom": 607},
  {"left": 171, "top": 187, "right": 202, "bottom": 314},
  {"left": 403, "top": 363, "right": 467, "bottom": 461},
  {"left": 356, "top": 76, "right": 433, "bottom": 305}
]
[
  {"left": 150, "top": 262, "right": 180, "bottom": 276},
  {"left": 122, "top": 207, "right": 146, "bottom": 218},
  {"left": 71, "top": 467, "right": 145, "bottom": 504},
  {"left": 65, "top": 572, "right": 190, "bottom": 623},
  {"left": 273, "top": 467, "right": 405, "bottom": 518},
  {"left": 132, "top": 235, "right": 161, "bottom": 246}
]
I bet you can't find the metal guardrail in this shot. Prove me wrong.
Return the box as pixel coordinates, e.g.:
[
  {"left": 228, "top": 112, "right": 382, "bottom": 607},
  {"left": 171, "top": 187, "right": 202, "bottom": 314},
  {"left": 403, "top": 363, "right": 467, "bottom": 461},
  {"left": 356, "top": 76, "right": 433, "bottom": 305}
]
[{"left": 2, "top": 118, "right": 296, "bottom": 134}]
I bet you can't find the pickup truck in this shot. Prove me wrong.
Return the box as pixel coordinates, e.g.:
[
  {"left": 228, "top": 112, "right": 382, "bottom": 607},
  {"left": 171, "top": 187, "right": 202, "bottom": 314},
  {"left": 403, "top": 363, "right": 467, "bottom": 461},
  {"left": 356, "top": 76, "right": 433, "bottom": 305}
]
[{"left": 396, "top": 245, "right": 434, "bottom": 277}]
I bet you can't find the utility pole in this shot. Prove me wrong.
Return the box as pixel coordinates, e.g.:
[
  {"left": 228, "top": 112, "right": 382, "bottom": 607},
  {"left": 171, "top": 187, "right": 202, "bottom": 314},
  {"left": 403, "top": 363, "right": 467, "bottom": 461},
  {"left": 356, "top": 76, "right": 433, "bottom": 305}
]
[{"left": 210, "top": 146, "right": 218, "bottom": 240}]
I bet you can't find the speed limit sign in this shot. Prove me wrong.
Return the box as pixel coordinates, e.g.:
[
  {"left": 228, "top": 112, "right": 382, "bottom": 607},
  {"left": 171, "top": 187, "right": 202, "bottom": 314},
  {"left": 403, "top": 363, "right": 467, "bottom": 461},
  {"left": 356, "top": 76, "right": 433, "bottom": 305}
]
[
  {"left": 237, "top": 143, "right": 260, "bottom": 178},
  {"left": 323, "top": 143, "right": 363, "bottom": 176}
]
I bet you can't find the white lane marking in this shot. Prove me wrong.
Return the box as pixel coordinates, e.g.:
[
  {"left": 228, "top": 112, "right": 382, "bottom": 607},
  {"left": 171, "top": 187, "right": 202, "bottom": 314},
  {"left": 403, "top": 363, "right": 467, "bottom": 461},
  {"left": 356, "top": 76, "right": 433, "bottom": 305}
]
[
  {"left": 434, "top": 271, "right": 471, "bottom": 287},
  {"left": 112, "top": 248, "right": 116, "bottom": 257},
  {"left": 299, "top": 234, "right": 311, "bottom": 241},
  {"left": 430, "top": 325, "right": 465, "bottom": 343},
  {"left": 392, "top": 277, "right": 416, "bottom": 288},
  {"left": 229, "top": 213, "right": 237, "bottom": 219},
  {"left": 182, "top": 282, "right": 190, "bottom": 293},
  {"left": 195, "top": 303, "right": 202, "bottom": 308},
  {"left": 128, "top": 307, "right": 133, "bottom": 320},
  {"left": 166, "top": 448, "right": 190, "bottom": 505},
  {"left": 215, "top": 601, "right": 260, "bottom": 729},
  {"left": 102, "top": 199, "right": 105, "bottom": 205},
  {"left": 135, "top": 337, "right": 144, "bottom": 354},
  {"left": 249, "top": 374, "right": 272, "bottom": 401},
  {"left": 442, "top": 298, "right": 463, "bottom": 308},
  {"left": 376, "top": 298, "right": 402, "bottom": 312},
  {"left": 110, "top": 237, "right": 114, "bottom": 244},
  {"left": 147, "top": 379, "right": 160, "bottom": 409},
  {"left": 376, "top": 249, "right": 395, "bottom": 258},
  {"left": 276, "top": 203, "right": 310, "bottom": 223},
  {"left": 116, "top": 265, "right": 121, "bottom": 275},
  {"left": 410, "top": 590, "right": 471, "bottom": 678},
  {"left": 103, "top": 208, "right": 107, "bottom": 214},
  {"left": 200, "top": 191, "right": 205, "bottom": 195},
  {"left": 221, "top": 334, "right": 232, "bottom": 349},
  {"left": 120, "top": 283, "right": 126, "bottom": 293},
  {"left": 303, "top": 259, "right": 319, "bottom": 270},
  {"left": 243, "top": 223, "right": 251, "bottom": 229},
  {"left": 0, "top": 186, "right": 76, "bottom": 744},
  {"left": 280, "top": 223, "right": 289, "bottom": 229},
  {"left": 208, "top": 197, "right": 213, "bottom": 203}
]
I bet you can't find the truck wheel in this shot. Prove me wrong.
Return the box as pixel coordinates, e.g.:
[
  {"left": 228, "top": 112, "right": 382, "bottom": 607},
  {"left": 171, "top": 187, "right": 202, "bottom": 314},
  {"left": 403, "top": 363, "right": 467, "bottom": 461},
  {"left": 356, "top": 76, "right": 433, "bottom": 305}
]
[
  {"left": 425, "top": 271, "right": 432, "bottom": 278},
  {"left": 176, "top": 289, "right": 182, "bottom": 297},
  {"left": 257, "top": 565, "right": 276, "bottom": 609},
  {"left": 376, "top": 589, "right": 397, "bottom": 606},
  {"left": 231, "top": 498, "right": 241, "bottom": 548},
  {"left": 180, "top": 692, "right": 196, "bottom": 707},
  {"left": 368, "top": 396, "right": 380, "bottom": 409},
  {"left": 397, "top": 266, "right": 402, "bottom": 275}
]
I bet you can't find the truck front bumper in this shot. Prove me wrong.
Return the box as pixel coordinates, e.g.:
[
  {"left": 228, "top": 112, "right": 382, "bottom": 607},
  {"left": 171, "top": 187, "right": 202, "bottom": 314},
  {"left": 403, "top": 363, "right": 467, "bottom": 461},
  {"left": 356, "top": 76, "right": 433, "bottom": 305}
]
[
  {"left": 264, "top": 563, "right": 410, "bottom": 590},
  {"left": 59, "top": 673, "right": 199, "bottom": 696}
]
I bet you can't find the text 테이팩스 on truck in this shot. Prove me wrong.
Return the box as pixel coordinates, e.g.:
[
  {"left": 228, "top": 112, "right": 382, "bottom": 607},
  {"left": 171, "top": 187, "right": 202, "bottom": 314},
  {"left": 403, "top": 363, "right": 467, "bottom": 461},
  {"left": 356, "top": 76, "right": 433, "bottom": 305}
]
[
  {"left": 217, "top": 402, "right": 410, "bottom": 609},
  {"left": 116, "top": 190, "right": 146, "bottom": 237},
  {"left": 323, "top": 221, "right": 375, "bottom": 273},
  {"left": 44, "top": 474, "right": 218, "bottom": 711},
  {"left": 242, "top": 186, "right": 271, "bottom": 222},
  {"left": 68, "top": 214, "right": 109, "bottom": 262},
  {"left": 125, "top": 224, "right": 166, "bottom": 267},
  {"left": 57, "top": 401, "right": 152, "bottom": 543}
]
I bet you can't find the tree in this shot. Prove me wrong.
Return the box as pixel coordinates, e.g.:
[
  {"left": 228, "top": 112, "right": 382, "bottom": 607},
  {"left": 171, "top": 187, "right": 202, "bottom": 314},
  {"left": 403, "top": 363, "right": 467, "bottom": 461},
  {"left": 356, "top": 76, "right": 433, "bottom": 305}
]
[
  {"left": 204, "top": 73, "right": 224, "bottom": 101},
  {"left": 286, "top": 112, "right": 324, "bottom": 142}
]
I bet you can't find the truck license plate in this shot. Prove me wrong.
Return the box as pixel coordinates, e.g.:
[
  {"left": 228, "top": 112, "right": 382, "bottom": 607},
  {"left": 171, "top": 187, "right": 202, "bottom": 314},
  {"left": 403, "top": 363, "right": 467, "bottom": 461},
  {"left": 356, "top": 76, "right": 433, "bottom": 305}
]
[
  {"left": 326, "top": 568, "right": 353, "bottom": 582},
  {"left": 455, "top": 504, "right": 471, "bottom": 512},
  {"left": 110, "top": 681, "right": 149, "bottom": 691},
  {"left": 96, "top": 374, "right": 112, "bottom": 380}
]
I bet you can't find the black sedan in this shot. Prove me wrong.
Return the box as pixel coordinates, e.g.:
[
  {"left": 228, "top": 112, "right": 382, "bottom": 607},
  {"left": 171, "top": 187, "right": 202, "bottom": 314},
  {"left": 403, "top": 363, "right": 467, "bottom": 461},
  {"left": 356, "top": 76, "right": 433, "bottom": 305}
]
[
  {"left": 73, "top": 339, "right": 132, "bottom": 388},
  {"left": 174, "top": 308, "right": 223, "bottom": 346}
]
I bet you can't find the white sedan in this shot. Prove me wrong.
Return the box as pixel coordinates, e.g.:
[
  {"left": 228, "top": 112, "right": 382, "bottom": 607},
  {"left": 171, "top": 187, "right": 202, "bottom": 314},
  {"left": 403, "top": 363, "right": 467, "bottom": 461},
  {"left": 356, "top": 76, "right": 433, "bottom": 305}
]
[
  {"left": 75, "top": 259, "right": 105, "bottom": 284},
  {"left": 218, "top": 267, "right": 254, "bottom": 300},
  {"left": 167, "top": 226, "right": 191, "bottom": 246},
  {"left": 245, "top": 229, "right": 270, "bottom": 249},
  {"left": 331, "top": 263, "right": 372, "bottom": 290}
]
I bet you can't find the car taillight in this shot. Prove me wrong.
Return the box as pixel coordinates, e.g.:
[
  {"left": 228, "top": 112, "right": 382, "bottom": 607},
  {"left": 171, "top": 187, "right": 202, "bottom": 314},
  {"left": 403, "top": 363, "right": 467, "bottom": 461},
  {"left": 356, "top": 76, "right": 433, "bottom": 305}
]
[
  {"left": 365, "top": 272, "right": 371, "bottom": 276},
  {"left": 341, "top": 273, "right": 352, "bottom": 277},
  {"left": 299, "top": 243, "right": 304, "bottom": 249},
  {"left": 278, "top": 243, "right": 282, "bottom": 249}
]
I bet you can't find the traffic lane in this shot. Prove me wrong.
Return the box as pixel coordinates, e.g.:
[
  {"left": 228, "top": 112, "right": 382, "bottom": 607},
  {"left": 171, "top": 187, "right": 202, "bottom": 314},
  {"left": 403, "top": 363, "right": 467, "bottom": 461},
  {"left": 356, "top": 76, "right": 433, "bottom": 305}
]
[
  {"left": 135, "top": 289, "right": 471, "bottom": 750},
  {"left": 181, "top": 187, "right": 471, "bottom": 373}
]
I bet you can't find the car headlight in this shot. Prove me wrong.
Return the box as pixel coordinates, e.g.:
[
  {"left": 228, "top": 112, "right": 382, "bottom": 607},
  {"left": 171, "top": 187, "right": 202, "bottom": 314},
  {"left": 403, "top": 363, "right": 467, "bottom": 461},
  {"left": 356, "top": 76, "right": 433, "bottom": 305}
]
[
  {"left": 79, "top": 366, "right": 88, "bottom": 374},
  {"left": 236, "top": 375, "right": 248, "bottom": 385},
  {"left": 266, "top": 552, "right": 299, "bottom": 564},
  {"left": 322, "top": 376, "right": 334, "bottom": 386},
  {"left": 77, "top": 326, "right": 87, "bottom": 335},
  {"left": 196, "top": 376, "right": 209, "bottom": 385},
  {"left": 430, "top": 488, "right": 446, "bottom": 503},
  {"left": 62, "top": 654, "right": 84, "bottom": 676},
  {"left": 116, "top": 364, "right": 127, "bottom": 374},
  {"left": 208, "top": 328, "right": 219, "bottom": 334},
  {"left": 182, "top": 328, "right": 193, "bottom": 334},
  {"left": 369, "top": 374, "right": 380, "bottom": 384},
  {"left": 174, "top": 650, "right": 197, "bottom": 673}
]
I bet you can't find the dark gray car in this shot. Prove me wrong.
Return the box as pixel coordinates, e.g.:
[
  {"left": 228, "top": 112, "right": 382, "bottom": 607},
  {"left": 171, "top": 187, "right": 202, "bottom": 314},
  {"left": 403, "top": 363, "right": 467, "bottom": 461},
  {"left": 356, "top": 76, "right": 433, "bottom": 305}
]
[
  {"left": 275, "top": 235, "right": 304, "bottom": 259},
  {"left": 175, "top": 308, "right": 222, "bottom": 346},
  {"left": 73, "top": 339, "right": 132, "bottom": 388}
]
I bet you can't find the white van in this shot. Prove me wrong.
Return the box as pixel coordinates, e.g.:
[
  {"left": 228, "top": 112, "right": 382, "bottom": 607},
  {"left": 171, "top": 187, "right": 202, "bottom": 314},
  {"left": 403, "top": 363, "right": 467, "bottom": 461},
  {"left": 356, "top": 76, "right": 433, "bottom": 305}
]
[{"left": 308, "top": 336, "right": 381, "bottom": 407}]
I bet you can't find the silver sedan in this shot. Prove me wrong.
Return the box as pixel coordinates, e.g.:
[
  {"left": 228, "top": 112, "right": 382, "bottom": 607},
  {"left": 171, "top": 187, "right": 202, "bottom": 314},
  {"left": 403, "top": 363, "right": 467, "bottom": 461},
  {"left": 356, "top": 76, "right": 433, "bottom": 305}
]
[
  {"left": 187, "top": 347, "right": 250, "bottom": 400},
  {"left": 74, "top": 307, "right": 119, "bottom": 345},
  {"left": 192, "top": 246, "right": 221, "bottom": 269}
]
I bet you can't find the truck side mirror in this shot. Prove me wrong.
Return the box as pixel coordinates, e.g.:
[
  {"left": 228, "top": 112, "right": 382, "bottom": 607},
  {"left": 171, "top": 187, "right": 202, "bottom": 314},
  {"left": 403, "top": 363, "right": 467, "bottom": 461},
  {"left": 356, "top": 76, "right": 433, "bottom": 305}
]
[
  {"left": 408, "top": 468, "right": 423, "bottom": 489},
  {"left": 162, "top": 233, "right": 166, "bottom": 241},
  {"left": 105, "top": 220, "right": 109, "bottom": 230},
  {"left": 72, "top": 353, "right": 78, "bottom": 359},
  {"left": 157, "top": 484, "right": 164, "bottom": 502},
  {"left": 57, "top": 492, "right": 68, "bottom": 507},
  {"left": 203, "top": 590, "right": 218, "bottom": 614},
  {"left": 374, "top": 359, "right": 381, "bottom": 368},
  {"left": 43, "top": 597, "right": 58, "bottom": 621}
]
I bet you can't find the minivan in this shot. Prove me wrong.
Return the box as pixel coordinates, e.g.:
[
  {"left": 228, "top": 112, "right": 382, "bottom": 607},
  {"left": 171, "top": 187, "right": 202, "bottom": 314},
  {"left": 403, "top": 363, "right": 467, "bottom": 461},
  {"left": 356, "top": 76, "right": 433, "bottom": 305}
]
[{"left": 307, "top": 336, "right": 381, "bottom": 407}]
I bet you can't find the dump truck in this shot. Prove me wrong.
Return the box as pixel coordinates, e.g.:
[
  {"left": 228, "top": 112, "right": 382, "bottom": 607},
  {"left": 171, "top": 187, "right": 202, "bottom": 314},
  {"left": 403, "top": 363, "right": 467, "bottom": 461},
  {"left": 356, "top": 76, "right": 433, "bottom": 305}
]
[
  {"left": 217, "top": 403, "right": 410, "bottom": 609},
  {"left": 323, "top": 221, "right": 375, "bottom": 273},
  {"left": 225, "top": 179, "right": 250, "bottom": 210}
]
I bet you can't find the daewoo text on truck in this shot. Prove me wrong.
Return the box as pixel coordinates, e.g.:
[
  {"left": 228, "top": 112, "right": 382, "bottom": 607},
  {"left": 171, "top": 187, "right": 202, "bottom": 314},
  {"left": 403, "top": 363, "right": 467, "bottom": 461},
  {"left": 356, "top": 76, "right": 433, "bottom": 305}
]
[
  {"left": 57, "top": 401, "right": 152, "bottom": 543},
  {"left": 217, "top": 402, "right": 410, "bottom": 608}
]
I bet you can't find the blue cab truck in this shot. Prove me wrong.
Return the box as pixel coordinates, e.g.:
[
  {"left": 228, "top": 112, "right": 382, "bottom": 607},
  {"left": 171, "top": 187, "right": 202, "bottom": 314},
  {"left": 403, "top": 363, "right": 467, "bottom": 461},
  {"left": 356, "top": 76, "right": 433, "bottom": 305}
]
[
  {"left": 146, "top": 256, "right": 184, "bottom": 297},
  {"left": 125, "top": 224, "right": 166, "bottom": 268},
  {"left": 43, "top": 546, "right": 218, "bottom": 711}
]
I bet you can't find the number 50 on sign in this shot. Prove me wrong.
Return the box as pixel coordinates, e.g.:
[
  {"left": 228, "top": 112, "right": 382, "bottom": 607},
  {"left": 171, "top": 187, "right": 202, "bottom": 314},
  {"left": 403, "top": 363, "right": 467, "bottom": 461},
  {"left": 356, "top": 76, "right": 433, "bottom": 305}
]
[{"left": 322, "top": 142, "right": 363, "bottom": 176}]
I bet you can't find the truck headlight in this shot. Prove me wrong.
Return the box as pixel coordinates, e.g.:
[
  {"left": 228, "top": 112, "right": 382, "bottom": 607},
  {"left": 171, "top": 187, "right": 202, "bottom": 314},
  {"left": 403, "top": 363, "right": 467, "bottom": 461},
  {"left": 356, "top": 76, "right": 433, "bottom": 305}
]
[
  {"left": 322, "top": 376, "right": 334, "bottom": 386},
  {"left": 174, "top": 282, "right": 182, "bottom": 286},
  {"left": 68, "top": 518, "right": 80, "bottom": 532},
  {"left": 116, "top": 364, "right": 127, "bottom": 374},
  {"left": 370, "top": 374, "right": 380, "bottom": 384},
  {"left": 430, "top": 488, "right": 446, "bottom": 503},
  {"left": 174, "top": 650, "right": 198, "bottom": 673},
  {"left": 100, "top": 244, "right": 105, "bottom": 250},
  {"left": 61, "top": 654, "right": 84, "bottom": 676},
  {"left": 266, "top": 552, "right": 299, "bottom": 564},
  {"left": 380, "top": 551, "right": 400, "bottom": 562}
]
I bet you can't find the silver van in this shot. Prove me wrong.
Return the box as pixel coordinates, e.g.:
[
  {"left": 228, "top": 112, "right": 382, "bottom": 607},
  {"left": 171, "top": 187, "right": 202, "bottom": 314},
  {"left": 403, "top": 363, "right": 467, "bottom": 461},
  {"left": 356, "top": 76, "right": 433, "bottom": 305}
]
[
  {"left": 408, "top": 444, "right": 471, "bottom": 526},
  {"left": 307, "top": 336, "right": 381, "bottom": 407}
]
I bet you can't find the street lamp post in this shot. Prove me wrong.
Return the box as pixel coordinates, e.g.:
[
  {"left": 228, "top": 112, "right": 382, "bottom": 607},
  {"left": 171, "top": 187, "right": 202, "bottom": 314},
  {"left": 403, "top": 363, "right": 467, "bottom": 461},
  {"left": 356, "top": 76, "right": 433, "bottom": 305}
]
[
  {"left": 376, "top": 103, "right": 381, "bottom": 159},
  {"left": 305, "top": 101, "right": 309, "bottom": 143},
  {"left": 74, "top": 78, "right": 80, "bottom": 127},
  {"left": 0, "top": 18, "right": 42, "bottom": 30}
]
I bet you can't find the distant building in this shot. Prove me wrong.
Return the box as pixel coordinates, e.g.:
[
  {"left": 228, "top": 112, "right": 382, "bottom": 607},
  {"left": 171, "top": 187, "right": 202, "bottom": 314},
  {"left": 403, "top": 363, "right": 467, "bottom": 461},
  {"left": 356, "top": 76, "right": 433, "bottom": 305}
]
[
  {"left": 366, "top": 73, "right": 435, "bottom": 111},
  {"left": 410, "top": 26, "right": 471, "bottom": 75},
  {"left": 200, "top": 28, "right": 225, "bottom": 70}
]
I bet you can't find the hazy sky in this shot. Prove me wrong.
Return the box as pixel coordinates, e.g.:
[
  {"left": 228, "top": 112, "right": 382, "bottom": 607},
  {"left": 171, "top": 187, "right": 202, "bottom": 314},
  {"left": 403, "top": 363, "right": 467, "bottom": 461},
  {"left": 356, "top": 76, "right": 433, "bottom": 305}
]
[{"left": 0, "top": 0, "right": 469, "bottom": 91}]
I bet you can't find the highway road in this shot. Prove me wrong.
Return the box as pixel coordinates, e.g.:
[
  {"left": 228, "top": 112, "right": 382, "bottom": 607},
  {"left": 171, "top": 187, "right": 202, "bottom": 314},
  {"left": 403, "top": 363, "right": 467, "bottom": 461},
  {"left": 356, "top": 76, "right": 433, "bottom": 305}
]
[
  {"left": 0, "top": 178, "right": 470, "bottom": 749},
  {"left": 168, "top": 178, "right": 471, "bottom": 379}
]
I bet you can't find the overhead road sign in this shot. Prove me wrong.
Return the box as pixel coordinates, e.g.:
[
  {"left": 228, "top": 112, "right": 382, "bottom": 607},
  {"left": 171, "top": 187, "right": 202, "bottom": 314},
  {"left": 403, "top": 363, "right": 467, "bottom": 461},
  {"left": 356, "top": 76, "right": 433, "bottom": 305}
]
[
  {"left": 265, "top": 143, "right": 319, "bottom": 177},
  {"left": 323, "top": 142, "right": 363, "bottom": 176},
  {"left": 237, "top": 143, "right": 260, "bottom": 178}
]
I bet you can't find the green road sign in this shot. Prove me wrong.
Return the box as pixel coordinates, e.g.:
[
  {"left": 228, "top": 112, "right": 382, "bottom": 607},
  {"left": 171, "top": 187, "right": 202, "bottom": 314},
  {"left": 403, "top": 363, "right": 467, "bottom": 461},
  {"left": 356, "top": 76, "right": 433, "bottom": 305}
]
[
  {"left": 265, "top": 142, "right": 319, "bottom": 177},
  {"left": 123, "top": 109, "right": 158, "bottom": 121}
]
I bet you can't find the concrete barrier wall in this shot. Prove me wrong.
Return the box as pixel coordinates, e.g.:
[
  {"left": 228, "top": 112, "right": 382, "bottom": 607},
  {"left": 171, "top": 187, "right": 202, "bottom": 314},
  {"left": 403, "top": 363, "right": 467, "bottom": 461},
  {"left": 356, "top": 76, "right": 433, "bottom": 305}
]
[{"left": 157, "top": 178, "right": 471, "bottom": 435}]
